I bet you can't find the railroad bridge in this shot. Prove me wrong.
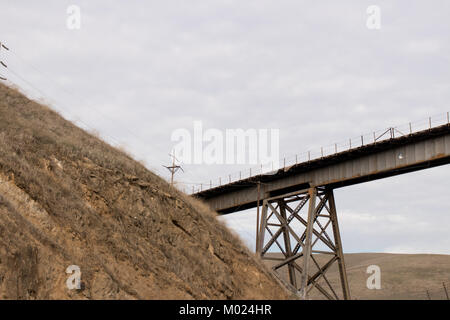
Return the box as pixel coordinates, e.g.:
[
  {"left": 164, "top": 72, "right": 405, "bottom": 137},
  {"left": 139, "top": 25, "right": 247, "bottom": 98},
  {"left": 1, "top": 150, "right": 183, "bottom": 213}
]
[{"left": 193, "top": 120, "right": 450, "bottom": 300}]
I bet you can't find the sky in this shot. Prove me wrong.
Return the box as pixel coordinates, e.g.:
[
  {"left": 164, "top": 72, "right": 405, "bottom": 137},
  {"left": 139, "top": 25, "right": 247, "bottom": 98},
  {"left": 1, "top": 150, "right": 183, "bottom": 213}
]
[{"left": 0, "top": 0, "right": 449, "bottom": 254}]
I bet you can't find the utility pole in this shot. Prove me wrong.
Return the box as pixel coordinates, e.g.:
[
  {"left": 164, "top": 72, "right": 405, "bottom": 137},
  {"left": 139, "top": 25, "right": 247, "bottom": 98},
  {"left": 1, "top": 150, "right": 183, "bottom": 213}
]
[
  {"left": 0, "top": 41, "right": 8, "bottom": 81},
  {"left": 443, "top": 282, "right": 449, "bottom": 300},
  {"left": 163, "top": 152, "right": 183, "bottom": 187}
]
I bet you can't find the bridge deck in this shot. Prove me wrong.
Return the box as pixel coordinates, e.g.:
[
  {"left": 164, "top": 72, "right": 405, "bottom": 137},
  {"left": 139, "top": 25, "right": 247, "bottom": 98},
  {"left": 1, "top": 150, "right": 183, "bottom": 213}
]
[{"left": 194, "top": 124, "right": 450, "bottom": 214}]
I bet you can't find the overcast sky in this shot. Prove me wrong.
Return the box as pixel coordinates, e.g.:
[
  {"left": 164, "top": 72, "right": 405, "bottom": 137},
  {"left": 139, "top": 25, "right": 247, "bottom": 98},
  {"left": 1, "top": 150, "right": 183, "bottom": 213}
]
[{"left": 1, "top": 0, "right": 449, "bottom": 254}]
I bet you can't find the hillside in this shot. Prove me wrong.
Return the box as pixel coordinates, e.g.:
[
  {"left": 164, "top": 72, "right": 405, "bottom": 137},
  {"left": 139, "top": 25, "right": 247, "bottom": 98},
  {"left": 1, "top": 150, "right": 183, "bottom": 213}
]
[
  {"left": 265, "top": 253, "right": 450, "bottom": 300},
  {"left": 0, "top": 83, "right": 288, "bottom": 300}
]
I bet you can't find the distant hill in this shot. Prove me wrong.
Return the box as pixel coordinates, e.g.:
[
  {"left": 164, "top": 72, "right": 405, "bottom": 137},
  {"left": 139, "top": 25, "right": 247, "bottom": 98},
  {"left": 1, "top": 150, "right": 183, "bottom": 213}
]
[
  {"left": 265, "top": 252, "right": 450, "bottom": 300},
  {"left": 0, "top": 83, "right": 288, "bottom": 300}
]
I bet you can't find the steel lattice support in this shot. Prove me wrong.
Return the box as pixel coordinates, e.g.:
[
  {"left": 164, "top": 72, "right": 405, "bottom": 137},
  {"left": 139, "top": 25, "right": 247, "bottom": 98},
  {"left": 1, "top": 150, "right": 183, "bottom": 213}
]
[{"left": 256, "top": 187, "right": 350, "bottom": 300}]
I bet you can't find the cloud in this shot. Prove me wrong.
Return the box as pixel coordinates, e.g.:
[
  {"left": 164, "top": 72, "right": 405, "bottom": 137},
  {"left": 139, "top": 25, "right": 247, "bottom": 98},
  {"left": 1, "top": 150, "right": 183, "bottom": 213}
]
[
  {"left": 403, "top": 40, "right": 442, "bottom": 55},
  {"left": 1, "top": 0, "right": 449, "bottom": 254}
]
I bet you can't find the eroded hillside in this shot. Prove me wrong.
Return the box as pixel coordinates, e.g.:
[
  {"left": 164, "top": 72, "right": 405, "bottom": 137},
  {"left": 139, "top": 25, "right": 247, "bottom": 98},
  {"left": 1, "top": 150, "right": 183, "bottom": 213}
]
[{"left": 0, "top": 83, "right": 288, "bottom": 299}]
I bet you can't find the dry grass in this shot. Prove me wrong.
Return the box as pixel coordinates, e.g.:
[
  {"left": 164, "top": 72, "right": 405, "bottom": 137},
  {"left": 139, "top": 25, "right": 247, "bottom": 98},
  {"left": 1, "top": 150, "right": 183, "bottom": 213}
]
[
  {"left": 265, "top": 252, "right": 450, "bottom": 300},
  {"left": 0, "top": 83, "right": 289, "bottom": 300}
]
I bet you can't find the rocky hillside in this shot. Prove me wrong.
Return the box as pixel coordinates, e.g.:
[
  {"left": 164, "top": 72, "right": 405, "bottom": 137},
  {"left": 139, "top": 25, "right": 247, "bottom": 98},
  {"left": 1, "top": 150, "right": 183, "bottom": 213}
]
[{"left": 0, "top": 83, "right": 288, "bottom": 300}]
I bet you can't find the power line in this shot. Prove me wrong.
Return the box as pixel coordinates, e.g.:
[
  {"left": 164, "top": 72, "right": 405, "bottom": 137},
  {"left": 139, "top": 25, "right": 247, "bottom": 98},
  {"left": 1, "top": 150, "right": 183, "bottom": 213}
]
[
  {"left": 7, "top": 49, "right": 164, "bottom": 158},
  {"left": 6, "top": 67, "right": 129, "bottom": 154},
  {"left": 1, "top": 41, "right": 177, "bottom": 178},
  {"left": 2, "top": 42, "right": 271, "bottom": 190},
  {"left": 5, "top": 45, "right": 223, "bottom": 184},
  {"left": 2, "top": 41, "right": 267, "bottom": 194},
  {"left": 7, "top": 66, "right": 168, "bottom": 179}
]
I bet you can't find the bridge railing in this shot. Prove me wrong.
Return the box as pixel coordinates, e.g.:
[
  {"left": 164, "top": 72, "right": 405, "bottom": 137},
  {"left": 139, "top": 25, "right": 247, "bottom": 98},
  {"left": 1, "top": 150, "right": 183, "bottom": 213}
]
[{"left": 189, "top": 112, "right": 449, "bottom": 194}]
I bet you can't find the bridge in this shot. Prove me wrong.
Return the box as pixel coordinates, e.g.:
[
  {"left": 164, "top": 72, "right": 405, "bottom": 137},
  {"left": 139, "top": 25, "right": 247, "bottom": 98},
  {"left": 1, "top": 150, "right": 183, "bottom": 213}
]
[{"left": 193, "top": 117, "right": 450, "bottom": 300}]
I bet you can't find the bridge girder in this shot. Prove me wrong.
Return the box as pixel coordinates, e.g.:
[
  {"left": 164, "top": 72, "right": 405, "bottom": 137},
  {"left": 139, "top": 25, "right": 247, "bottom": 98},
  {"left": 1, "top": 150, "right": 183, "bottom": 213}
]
[
  {"left": 196, "top": 125, "right": 450, "bottom": 214},
  {"left": 257, "top": 187, "right": 350, "bottom": 300}
]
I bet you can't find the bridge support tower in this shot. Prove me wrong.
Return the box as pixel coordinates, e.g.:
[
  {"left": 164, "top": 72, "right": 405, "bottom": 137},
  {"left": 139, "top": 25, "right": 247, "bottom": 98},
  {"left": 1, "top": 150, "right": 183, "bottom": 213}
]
[{"left": 256, "top": 187, "right": 350, "bottom": 300}]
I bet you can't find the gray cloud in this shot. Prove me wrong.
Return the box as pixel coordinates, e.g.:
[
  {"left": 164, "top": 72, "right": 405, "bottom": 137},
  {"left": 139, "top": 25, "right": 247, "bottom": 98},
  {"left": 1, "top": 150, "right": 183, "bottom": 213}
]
[{"left": 1, "top": 0, "right": 449, "bottom": 253}]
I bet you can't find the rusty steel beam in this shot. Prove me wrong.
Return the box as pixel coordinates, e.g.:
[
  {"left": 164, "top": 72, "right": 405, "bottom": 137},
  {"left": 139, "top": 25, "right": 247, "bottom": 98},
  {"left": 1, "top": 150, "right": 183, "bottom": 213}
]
[
  {"left": 195, "top": 125, "right": 450, "bottom": 214},
  {"left": 257, "top": 187, "right": 349, "bottom": 300}
]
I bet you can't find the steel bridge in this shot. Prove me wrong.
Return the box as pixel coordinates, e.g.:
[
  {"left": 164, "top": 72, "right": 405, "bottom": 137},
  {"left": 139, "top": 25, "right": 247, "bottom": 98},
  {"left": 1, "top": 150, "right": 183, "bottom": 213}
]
[{"left": 193, "top": 121, "right": 450, "bottom": 300}]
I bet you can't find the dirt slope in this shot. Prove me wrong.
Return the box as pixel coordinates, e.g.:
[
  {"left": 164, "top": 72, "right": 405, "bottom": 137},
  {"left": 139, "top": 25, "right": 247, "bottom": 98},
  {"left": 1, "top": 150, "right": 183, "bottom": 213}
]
[{"left": 0, "top": 83, "right": 288, "bottom": 300}]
